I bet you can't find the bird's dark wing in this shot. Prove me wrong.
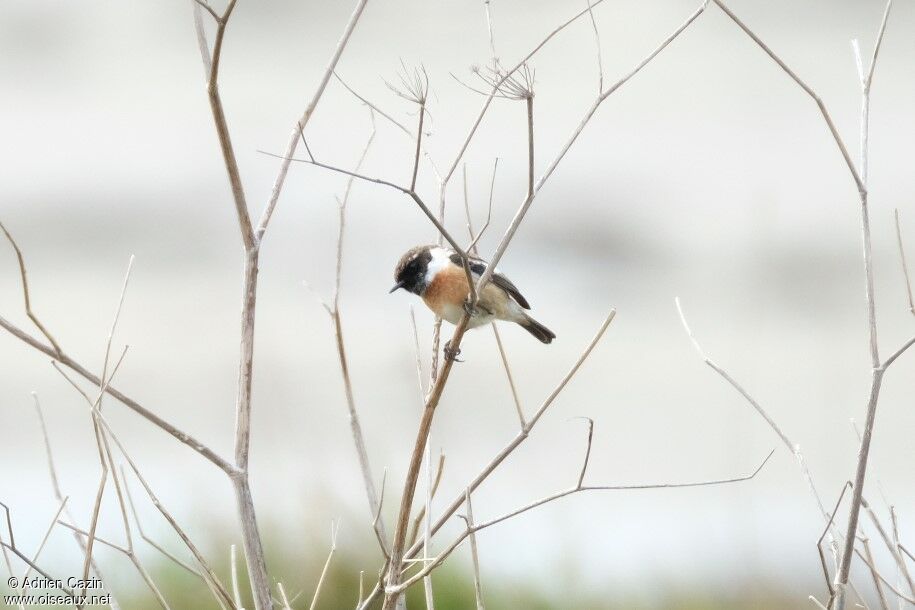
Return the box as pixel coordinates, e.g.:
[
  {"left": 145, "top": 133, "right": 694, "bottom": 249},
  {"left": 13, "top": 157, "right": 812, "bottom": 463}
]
[{"left": 449, "top": 252, "right": 531, "bottom": 309}]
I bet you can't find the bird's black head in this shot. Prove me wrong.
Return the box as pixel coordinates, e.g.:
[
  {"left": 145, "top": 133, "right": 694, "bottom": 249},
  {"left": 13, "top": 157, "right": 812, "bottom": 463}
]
[{"left": 391, "top": 245, "right": 433, "bottom": 296}]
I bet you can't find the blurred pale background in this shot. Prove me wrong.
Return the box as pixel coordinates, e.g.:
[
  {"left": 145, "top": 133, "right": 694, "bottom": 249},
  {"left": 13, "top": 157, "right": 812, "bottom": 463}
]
[{"left": 1, "top": 0, "right": 914, "bottom": 607}]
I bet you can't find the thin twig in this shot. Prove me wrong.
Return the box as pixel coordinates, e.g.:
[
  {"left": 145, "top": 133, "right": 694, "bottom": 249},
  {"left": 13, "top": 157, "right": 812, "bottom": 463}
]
[
  {"left": 361, "top": 310, "right": 615, "bottom": 610},
  {"left": 862, "top": 498, "right": 915, "bottom": 598},
  {"left": 256, "top": 0, "right": 371, "bottom": 240},
  {"left": 409, "top": 452, "right": 446, "bottom": 549},
  {"left": 121, "top": 468, "right": 199, "bottom": 576},
  {"left": 0, "top": 221, "right": 62, "bottom": 354},
  {"left": 676, "top": 297, "right": 834, "bottom": 522},
  {"left": 230, "top": 545, "right": 242, "bottom": 610},
  {"left": 861, "top": 536, "right": 892, "bottom": 610},
  {"left": 323, "top": 112, "right": 387, "bottom": 550},
  {"left": 309, "top": 521, "right": 339, "bottom": 610},
  {"left": 586, "top": 0, "right": 604, "bottom": 93},
  {"left": 818, "top": 483, "right": 851, "bottom": 599},
  {"left": 0, "top": 314, "right": 235, "bottom": 472},
  {"left": 389, "top": 450, "right": 773, "bottom": 594},
  {"left": 894, "top": 210, "right": 915, "bottom": 316},
  {"left": 711, "top": 0, "right": 864, "bottom": 196},
  {"left": 31, "top": 393, "right": 109, "bottom": 585},
  {"left": 474, "top": 0, "right": 710, "bottom": 294},
  {"left": 832, "top": 3, "right": 894, "bottom": 605},
  {"left": 461, "top": 490, "right": 485, "bottom": 610}
]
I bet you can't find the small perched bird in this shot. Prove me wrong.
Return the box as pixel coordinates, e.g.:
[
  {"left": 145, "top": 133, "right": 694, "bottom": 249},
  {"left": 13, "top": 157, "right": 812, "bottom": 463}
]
[{"left": 390, "top": 245, "right": 555, "bottom": 344}]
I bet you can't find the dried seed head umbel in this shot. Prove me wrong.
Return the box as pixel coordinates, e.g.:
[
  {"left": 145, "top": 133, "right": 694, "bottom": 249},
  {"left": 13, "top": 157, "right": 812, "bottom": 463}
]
[
  {"left": 468, "top": 62, "right": 535, "bottom": 101},
  {"left": 386, "top": 61, "right": 430, "bottom": 105}
]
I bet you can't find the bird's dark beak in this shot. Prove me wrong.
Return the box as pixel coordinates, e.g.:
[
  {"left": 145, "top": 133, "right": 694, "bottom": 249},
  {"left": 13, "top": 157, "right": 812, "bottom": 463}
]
[{"left": 389, "top": 281, "right": 405, "bottom": 294}]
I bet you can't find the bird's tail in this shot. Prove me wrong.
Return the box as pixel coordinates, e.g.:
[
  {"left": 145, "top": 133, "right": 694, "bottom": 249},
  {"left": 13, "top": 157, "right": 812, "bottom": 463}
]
[{"left": 518, "top": 314, "right": 556, "bottom": 344}]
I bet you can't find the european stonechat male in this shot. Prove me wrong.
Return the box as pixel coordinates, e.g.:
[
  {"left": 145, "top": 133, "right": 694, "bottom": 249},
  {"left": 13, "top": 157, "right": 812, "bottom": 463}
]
[{"left": 390, "top": 245, "right": 555, "bottom": 344}]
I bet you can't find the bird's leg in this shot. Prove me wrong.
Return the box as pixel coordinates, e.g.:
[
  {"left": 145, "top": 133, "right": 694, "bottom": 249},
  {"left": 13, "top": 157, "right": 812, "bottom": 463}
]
[
  {"left": 463, "top": 297, "right": 490, "bottom": 318},
  {"left": 443, "top": 340, "right": 463, "bottom": 362}
]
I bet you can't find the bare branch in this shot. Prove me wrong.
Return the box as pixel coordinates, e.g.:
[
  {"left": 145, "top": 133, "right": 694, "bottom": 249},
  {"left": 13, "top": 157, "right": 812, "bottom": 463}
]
[
  {"left": 575, "top": 417, "right": 594, "bottom": 488},
  {"left": 711, "top": 0, "right": 864, "bottom": 196},
  {"left": 409, "top": 452, "right": 446, "bottom": 549},
  {"left": 894, "top": 210, "right": 915, "bottom": 316},
  {"left": 256, "top": 0, "right": 371, "bottom": 240},
  {"left": 101, "top": 415, "right": 236, "bottom": 609},
  {"left": 0, "top": 221, "right": 62, "bottom": 354},
  {"left": 309, "top": 521, "right": 339, "bottom": 610},
  {"left": 675, "top": 297, "right": 837, "bottom": 525},
  {"left": 861, "top": 536, "right": 892, "bottom": 610},
  {"left": 474, "top": 0, "right": 710, "bottom": 294},
  {"left": 491, "top": 325, "right": 524, "bottom": 428},
  {"left": 362, "top": 310, "right": 616, "bottom": 610},
  {"left": 818, "top": 482, "right": 851, "bottom": 598},
  {"left": 390, "top": 450, "right": 773, "bottom": 594},
  {"left": 586, "top": 0, "right": 604, "bottom": 92},
  {"left": 230, "top": 545, "right": 242, "bottom": 610},
  {"left": 831, "top": 3, "right": 895, "bottom": 604},
  {"left": 31, "top": 393, "right": 109, "bottom": 585},
  {"left": 0, "top": 314, "right": 235, "bottom": 472},
  {"left": 20, "top": 497, "right": 68, "bottom": 587},
  {"left": 461, "top": 490, "right": 485, "bottom": 610},
  {"left": 192, "top": 0, "right": 220, "bottom": 22},
  {"left": 862, "top": 498, "right": 915, "bottom": 597},
  {"left": 122, "top": 466, "right": 200, "bottom": 576}
]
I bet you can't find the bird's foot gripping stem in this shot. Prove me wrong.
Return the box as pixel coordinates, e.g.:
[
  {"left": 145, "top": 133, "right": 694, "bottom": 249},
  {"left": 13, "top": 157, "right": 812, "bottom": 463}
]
[{"left": 443, "top": 340, "right": 463, "bottom": 363}]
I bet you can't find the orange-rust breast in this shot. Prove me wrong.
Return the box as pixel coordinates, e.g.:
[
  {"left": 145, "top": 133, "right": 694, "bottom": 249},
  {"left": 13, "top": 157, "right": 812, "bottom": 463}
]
[{"left": 422, "top": 264, "right": 470, "bottom": 318}]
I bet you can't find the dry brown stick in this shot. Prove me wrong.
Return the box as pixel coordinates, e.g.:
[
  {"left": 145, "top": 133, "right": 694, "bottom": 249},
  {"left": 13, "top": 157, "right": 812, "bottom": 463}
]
[
  {"left": 711, "top": 0, "right": 864, "bottom": 195},
  {"left": 333, "top": 74, "right": 444, "bottom": 182},
  {"left": 277, "top": 582, "right": 293, "bottom": 610},
  {"left": 862, "top": 499, "right": 915, "bottom": 598},
  {"left": 421, "top": 445, "right": 435, "bottom": 610},
  {"left": 384, "top": 5, "right": 706, "bottom": 594},
  {"left": 474, "top": 0, "right": 710, "bottom": 293},
  {"left": 901, "top": 545, "right": 915, "bottom": 564},
  {"left": 460, "top": 490, "right": 485, "bottom": 610},
  {"left": 408, "top": 452, "right": 446, "bottom": 548},
  {"left": 381, "top": 3, "right": 701, "bottom": 604},
  {"left": 381, "top": 313, "right": 472, "bottom": 609},
  {"left": 259, "top": 152, "right": 468, "bottom": 258},
  {"left": 53, "top": 360, "right": 233, "bottom": 609},
  {"left": 19, "top": 497, "right": 68, "bottom": 595},
  {"left": 80, "top": 256, "right": 134, "bottom": 596},
  {"left": 361, "top": 310, "right": 615, "bottom": 610},
  {"left": 0, "top": 221, "right": 62, "bottom": 355},
  {"left": 861, "top": 536, "right": 892, "bottom": 610},
  {"left": 76, "top": 256, "right": 133, "bottom": 596},
  {"left": 199, "top": 0, "right": 255, "bottom": 250},
  {"left": 374, "top": 469, "right": 391, "bottom": 560},
  {"left": 31, "top": 393, "right": 111, "bottom": 587},
  {"left": 676, "top": 297, "right": 838, "bottom": 532},
  {"left": 894, "top": 210, "right": 915, "bottom": 316},
  {"left": 122, "top": 466, "right": 200, "bottom": 576},
  {"left": 0, "top": 316, "right": 234, "bottom": 472},
  {"left": 853, "top": 545, "right": 915, "bottom": 605},
  {"left": 229, "top": 545, "right": 242, "bottom": 610},
  {"left": 831, "top": 4, "right": 894, "bottom": 605},
  {"left": 390, "top": 449, "right": 773, "bottom": 593},
  {"left": 61, "top": 522, "right": 170, "bottom": 610},
  {"left": 442, "top": 0, "right": 609, "bottom": 185},
  {"left": 819, "top": 483, "right": 852, "bottom": 600},
  {"left": 586, "top": 0, "right": 604, "bottom": 93},
  {"left": 0, "top": 541, "right": 74, "bottom": 598},
  {"left": 256, "top": 0, "right": 370, "bottom": 240},
  {"left": 461, "top": 161, "right": 524, "bottom": 427},
  {"left": 309, "top": 521, "right": 339, "bottom": 610},
  {"left": 102, "top": 416, "right": 236, "bottom": 610},
  {"left": 891, "top": 507, "right": 913, "bottom": 608},
  {"left": 304, "top": 111, "right": 388, "bottom": 557}
]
